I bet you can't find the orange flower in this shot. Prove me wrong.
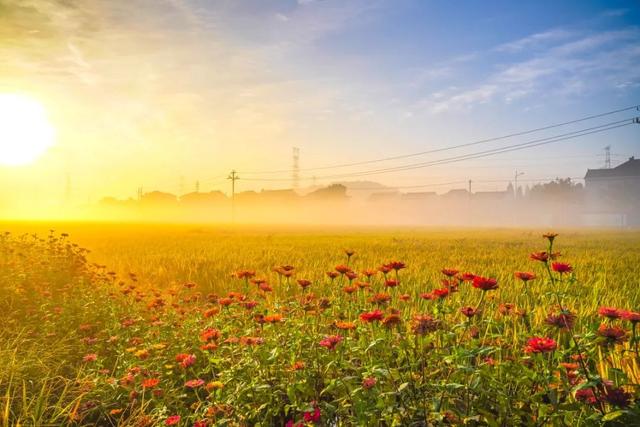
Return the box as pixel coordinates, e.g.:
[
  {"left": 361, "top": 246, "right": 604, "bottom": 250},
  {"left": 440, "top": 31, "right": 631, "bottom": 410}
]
[
  {"left": 288, "top": 361, "right": 305, "bottom": 371},
  {"left": 382, "top": 313, "right": 402, "bottom": 328},
  {"left": 342, "top": 285, "right": 358, "bottom": 294},
  {"left": 142, "top": 378, "right": 160, "bottom": 389},
  {"left": 200, "top": 327, "right": 221, "bottom": 342},
  {"left": 369, "top": 293, "right": 391, "bottom": 304},
  {"left": 335, "top": 264, "right": 352, "bottom": 274},
  {"left": 218, "top": 297, "right": 234, "bottom": 306},
  {"left": 264, "top": 314, "right": 283, "bottom": 323},
  {"left": 234, "top": 270, "right": 256, "bottom": 279},
  {"left": 334, "top": 321, "right": 356, "bottom": 330},
  {"left": 200, "top": 342, "right": 218, "bottom": 352},
  {"left": 203, "top": 307, "right": 220, "bottom": 318}
]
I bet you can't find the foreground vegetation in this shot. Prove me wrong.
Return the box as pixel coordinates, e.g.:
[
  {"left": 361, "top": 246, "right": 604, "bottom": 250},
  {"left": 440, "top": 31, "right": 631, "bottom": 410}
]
[{"left": 1, "top": 225, "right": 640, "bottom": 426}]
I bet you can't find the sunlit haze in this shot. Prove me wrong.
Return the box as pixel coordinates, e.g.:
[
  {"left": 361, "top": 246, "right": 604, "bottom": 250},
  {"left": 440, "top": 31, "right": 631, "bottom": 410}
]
[{"left": 0, "top": 0, "right": 638, "bottom": 222}]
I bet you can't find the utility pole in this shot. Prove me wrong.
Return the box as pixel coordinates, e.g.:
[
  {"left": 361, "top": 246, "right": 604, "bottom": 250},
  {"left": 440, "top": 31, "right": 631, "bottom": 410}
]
[
  {"left": 604, "top": 145, "right": 611, "bottom": 169},
  {"left": 227, "top": 170, "right": 239, "bottom": 222},
  {"left": 514, "top": 170, "right": 524, "bottom": 199},
  {"left": 195, "top": 180, "right": 200, "bottom": 193},
  {"left": 468, "top": 179, "right": 472, "bottom": 195},
  {"left": 137, "top": 186, "right": 143, "bottom": 200}
]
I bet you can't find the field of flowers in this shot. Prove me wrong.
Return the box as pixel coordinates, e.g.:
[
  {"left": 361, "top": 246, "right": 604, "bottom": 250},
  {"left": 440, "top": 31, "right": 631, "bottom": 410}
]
[{"left": 1, "top": 225, "right": 640, "bottom": 426}]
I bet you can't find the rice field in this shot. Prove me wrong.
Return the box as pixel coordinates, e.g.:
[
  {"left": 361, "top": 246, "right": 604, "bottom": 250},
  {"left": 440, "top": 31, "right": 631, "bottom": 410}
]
[{"left": 1, "top": 222, "right": 640, "bottom": 426}]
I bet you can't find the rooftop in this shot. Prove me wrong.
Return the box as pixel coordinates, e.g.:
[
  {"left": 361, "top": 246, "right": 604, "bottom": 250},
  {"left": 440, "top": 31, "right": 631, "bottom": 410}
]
[{"left": 585, "top": 157, "right": 640, "bottom": 179}]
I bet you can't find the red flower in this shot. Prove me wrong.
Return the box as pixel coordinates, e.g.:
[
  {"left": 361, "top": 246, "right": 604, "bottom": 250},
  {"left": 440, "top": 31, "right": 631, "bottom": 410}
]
[
  {"left": 384, "top": 279, "right": 399, "bottom": 288},
  {"left": 597, "top": 324, "right": 627, "bottom": 345},
  {"left": 360, "top": 309, "right": 384, "bottom": 322},
  {"left": 345, "top": 271, "right": 358, "bottom": 281},
  {"left": 621, "top": 310, "right": 640, "bottom": 323},
  {"left": 524, "top": 336, "right": 557, "bottom": 353},
  {"left": 297, "top": 279, "right": 312, "bottom": 289},
  {"left": 514, "top": 271, "right": 536, "bottom": 282},
  {"left": 165, "top": 415, "right": 181, "bottom": 426},
  {"left": 326, "top": 271, "right": 339, "bottom": 279},
  {"left": 545, "top": 310, "right": 576, "bottom": 330},
  {"left": 460, "top": 306, "right": 478, "bottom": 318},
  {"left": 441, "top": 268, "right": 459, "bottom": 277},
  {"left": 472, "top": 276, "right": 498, "bottom": 291},
  {"left": 542, "top": 232, "right": 558, "bottom": 243},
  {"left": 362, "top": 377, "right": 377, "bottom": 389},
  {"left": 551, "top": 262, "right": 573, "bottom": 274},
  {"left": 530, "top": 251, "right": 549, "bottom": 262},
  {"left": 598, "top": 306, "right": 621, "bottom": 320},
  {"left": 386, "top": 261, "right": 406, "bottom": 271},
  {"left": 319, "top": 335, "right": 343, "bottom": 350},
  {"left": 459, "top": 272, "right": 476, "bottom": 282},
  {"left": 432, "top": 287, "right": 450, "bottom": 299},
  {"left": 303, "top": 406, "right": 321, "bottom": 423},
  {"left": 575, "top": 388, "right": 598, "bottom": 405}
]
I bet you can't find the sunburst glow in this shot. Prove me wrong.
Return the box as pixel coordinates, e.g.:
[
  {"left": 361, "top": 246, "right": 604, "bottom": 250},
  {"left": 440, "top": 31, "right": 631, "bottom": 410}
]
[{"left": 0, "top": 93, "right": 56, "bottom": 166}]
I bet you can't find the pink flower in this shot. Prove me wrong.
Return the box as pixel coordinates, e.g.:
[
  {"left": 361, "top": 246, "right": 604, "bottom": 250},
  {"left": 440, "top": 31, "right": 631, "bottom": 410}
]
[
  {"left": 185, "top": 379, "right": 205, "bottom": 388},
  {"left": 319, "top": 335, "right": 343, "bottom": 350},
  {"left": 82, "top": 353, "right": 97, "bottom": 362}
]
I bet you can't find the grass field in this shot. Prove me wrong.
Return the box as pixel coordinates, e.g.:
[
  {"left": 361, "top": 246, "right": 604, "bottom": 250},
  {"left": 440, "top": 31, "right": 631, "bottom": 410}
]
[{"left": 1, "top": 222, "right": 640, "bottom": 426}]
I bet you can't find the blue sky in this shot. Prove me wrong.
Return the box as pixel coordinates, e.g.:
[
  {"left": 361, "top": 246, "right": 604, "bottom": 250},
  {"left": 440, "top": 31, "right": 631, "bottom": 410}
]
[{"left": 0, "top": 0, "right": 639, "bottom": 204}]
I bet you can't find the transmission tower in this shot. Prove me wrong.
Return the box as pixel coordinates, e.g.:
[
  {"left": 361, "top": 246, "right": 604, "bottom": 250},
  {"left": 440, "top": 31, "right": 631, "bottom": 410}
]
[
  {"left": 195, "top": 180, "right": 200, "bottom": 193},
  {"left": 292, "top": 147, "right": 300, "bottom": 189},
  {"left": 604, "top": 145, "right": 611, "bottom": 169}
]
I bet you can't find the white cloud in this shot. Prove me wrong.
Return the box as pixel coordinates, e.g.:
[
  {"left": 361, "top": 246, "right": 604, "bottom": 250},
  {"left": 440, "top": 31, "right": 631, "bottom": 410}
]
[
  {"left": 420, "top": 27, "right": 640, "bottom": 114},
  {"left": 495, "top": 29, "right": 574, "bottom": 52}
]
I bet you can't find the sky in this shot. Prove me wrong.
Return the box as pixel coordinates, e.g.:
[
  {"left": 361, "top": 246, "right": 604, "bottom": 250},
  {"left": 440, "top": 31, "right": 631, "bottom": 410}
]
[{"left": 0, "top": 0, "right": 639, "bottom": 213}]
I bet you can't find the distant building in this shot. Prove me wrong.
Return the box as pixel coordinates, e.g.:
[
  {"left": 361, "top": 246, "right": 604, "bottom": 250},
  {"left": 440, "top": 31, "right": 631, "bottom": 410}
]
[
  {"left": 584, "top": 157, "right": 640, "bottom": 226},
  {"left": 401, "top": 191, "right": 437, "bottom": 200}
]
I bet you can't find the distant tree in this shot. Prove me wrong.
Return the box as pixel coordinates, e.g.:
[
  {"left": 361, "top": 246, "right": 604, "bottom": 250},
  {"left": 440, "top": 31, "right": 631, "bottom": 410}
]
[
  {"left": 528, "top": 178, "right": 583, "bottom": 202},
  {"left": 306, "top": 184, "right": 347, "bottom": 199}
]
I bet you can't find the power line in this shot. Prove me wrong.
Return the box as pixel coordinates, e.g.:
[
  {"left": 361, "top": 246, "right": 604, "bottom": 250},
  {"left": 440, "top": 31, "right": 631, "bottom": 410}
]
[
  {"left": 240, "top": 119, "right": 635, "bottom": 182},
  {"left": 239, "top": 104, "right": 640, "bottom": 175}
]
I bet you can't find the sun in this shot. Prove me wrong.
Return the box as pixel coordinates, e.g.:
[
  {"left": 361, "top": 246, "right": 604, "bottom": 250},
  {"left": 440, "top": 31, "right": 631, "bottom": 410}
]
[{"left": 0, "top": 93, "right": 56, "bottom": 166}]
